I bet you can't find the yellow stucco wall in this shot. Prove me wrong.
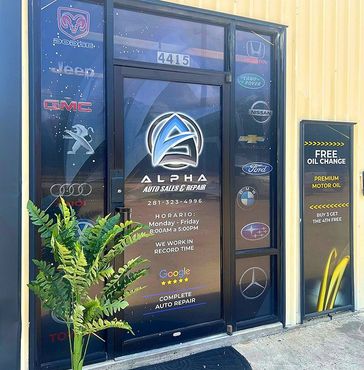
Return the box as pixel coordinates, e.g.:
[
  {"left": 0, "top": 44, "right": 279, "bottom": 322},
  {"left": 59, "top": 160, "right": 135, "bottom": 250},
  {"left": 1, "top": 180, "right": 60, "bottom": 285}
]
[{"left": 164, "top": 0, "right": 364, "bottom": 325}]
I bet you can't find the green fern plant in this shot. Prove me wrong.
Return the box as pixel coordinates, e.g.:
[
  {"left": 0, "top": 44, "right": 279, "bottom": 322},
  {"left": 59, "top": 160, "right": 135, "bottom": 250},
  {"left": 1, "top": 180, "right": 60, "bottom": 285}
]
[{"left": 27, "top": 198, "right": 150, "bottom": 370}]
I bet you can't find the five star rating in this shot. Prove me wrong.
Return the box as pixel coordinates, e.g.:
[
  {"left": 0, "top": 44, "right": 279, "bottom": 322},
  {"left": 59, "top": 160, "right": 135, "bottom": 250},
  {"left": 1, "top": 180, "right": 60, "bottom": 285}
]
[{"left": 161, "top": 278, "right": 189, "bottom": 286}]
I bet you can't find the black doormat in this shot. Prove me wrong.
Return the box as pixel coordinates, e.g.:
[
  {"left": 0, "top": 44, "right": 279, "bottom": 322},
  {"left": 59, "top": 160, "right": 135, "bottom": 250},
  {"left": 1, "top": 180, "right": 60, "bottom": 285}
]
[{"left": 134, "top": 347, "right": 252, "bottom": 370}]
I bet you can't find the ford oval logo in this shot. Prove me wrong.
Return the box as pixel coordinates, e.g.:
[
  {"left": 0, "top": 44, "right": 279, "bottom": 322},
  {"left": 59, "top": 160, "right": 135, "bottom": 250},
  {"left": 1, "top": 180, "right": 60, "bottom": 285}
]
[
  {"left": 241, "top": 222, "right": 270, "bottom": 241},
  {"left": 238, "top": 73, "right": 265, "bottom": 89},
  {"left": 242, "top": 162, "right": 273, "bottom": 176}
]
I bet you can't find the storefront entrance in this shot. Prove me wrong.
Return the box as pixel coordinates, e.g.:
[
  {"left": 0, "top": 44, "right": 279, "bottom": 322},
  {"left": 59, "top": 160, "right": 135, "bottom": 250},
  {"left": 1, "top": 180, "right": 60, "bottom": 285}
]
[
  {"left": 30, "top": 0, "right": 285, "bottom": 368},
  {"left": 111, "top": 66, "right": 227, "bottom": 354}
]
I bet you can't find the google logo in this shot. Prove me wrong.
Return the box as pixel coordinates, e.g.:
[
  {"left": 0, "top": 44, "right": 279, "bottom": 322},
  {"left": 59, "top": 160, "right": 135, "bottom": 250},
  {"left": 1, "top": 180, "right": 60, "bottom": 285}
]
[{"left": 159, "top": 267, "right": 191, "bottom": 279}]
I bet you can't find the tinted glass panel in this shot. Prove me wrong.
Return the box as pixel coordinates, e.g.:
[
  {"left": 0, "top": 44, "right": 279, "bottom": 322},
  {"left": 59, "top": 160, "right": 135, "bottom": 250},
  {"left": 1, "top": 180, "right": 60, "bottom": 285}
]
[
  {"left": 234, "top": 30, "right": 275, "bottom": 250},
  {"left": 40, "top": 0, "right": 105, "bottom": 366},
  {"left": 119, "top": 78, "right": 222, "bottom": 340},
  {"left": 114, "top": 9, "right": 224, "bottom": 71},
  {"left": 235, "top": 256, "right": 275, "bottom": 322}
]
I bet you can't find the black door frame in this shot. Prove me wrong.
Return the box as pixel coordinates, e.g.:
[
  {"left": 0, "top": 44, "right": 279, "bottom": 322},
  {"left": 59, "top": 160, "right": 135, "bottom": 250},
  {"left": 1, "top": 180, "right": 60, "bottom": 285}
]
[
  {"left": 28, "top": 0, "right": 286, "bottom": 368},
  {"left": 110, "top": 65, "right": 231, "bottom": 355},
  {"left": 106, "top": 1, "right": 286, "bottom": 354}
]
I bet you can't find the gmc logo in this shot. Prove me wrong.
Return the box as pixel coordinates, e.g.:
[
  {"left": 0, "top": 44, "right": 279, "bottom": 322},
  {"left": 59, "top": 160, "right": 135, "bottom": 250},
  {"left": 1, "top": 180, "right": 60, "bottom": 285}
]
[{"left": 43, "top": 99, "right": 92, "bottom": 112}]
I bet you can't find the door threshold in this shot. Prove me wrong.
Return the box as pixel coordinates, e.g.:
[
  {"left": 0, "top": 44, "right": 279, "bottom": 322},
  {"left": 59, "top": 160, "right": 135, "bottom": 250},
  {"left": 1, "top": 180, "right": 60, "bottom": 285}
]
[{"left": 83, "top": 322, "right": 283, "bottom": 370}]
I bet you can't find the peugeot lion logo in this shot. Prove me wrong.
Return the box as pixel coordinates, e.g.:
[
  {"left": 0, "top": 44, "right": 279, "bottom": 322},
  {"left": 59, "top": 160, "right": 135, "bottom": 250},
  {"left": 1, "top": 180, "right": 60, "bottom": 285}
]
[
  {"left": 146, "top": 112, "right": 203, "bottom": 170},
  {"left": 239, "top": 267, "right": 268, "bottom": 300},
  {"left": 63, "top": 124, "right": 95, "bottom": 155},
  {"left": 57, "top": 7, "right": 90, "bottom": 40}
]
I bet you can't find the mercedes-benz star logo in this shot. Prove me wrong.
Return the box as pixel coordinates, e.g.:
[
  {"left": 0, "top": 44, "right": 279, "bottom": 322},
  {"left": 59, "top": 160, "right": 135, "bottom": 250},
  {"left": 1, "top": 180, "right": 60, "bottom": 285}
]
[
  {"left": 146, "top": 112, "right": 203, "bottom": 170},
  {"left": 239, "top": 267, "right": 268, "bottom": 300}
]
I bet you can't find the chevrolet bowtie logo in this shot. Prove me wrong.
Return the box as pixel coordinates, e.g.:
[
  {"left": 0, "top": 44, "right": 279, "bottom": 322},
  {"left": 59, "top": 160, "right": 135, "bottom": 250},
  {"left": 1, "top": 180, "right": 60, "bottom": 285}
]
[{"left": 239, "top": 135, "right": 265, "bottom": 144}]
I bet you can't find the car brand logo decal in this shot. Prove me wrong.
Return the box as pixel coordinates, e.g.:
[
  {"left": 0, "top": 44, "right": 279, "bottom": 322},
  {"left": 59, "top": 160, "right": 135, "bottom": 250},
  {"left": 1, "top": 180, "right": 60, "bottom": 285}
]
[
  {"left": 57, "top": 7, "right": 90, "bottom": 41},
  {"left": 77, "top": 219, "right": 94, "bottom": 236},
  {"left": 238, "top": 135, "right": 265, "bottom": 144},
  {"left": 239, "top": 267, "right": 268, "bottom": 300},
  {"left": 146, "top": 112, "right": 203, "bottom": 170},
  {"left": 249, "top": 101, "right": 273, "bottom": 123},
  {"left": 237, "top": 73, "right": 265, "bottom": 89},
  {"left": 241, "top": 222, "right": 270, "bottom": 241},
  {"left": 246, "top": 41, "right": 266, "bottom": 59},
  {"left": 237, "top": 186, "right": 257, "bottom": 209},
  {"left": 43, "top": 100, "right": 92, "bottom": 112},
  {"left": 49, "top": 62, "right": 95, "bottom": 78},
  {"left": 51, "top": 311, "right": 70, "bottom": 324},
  {"left": 50, "top": 183, "right": 92, "bottom": 197},
  {"left": 63, "top": 124, "right": 95, "bottom": 155},
  {"left": 242, "top": 162, "right": 273, "bottom": 176}
]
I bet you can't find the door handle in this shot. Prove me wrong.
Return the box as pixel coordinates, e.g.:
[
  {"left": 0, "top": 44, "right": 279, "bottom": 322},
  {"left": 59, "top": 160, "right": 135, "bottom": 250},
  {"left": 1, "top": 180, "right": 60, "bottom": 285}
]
[{"left": 115, "top": 206, "right": 132, "bottom": 224}]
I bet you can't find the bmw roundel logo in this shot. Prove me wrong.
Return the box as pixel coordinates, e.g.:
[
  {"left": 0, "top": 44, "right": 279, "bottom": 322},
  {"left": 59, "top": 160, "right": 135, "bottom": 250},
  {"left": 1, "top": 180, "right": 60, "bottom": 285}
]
[
  {"left": 237, "top": 186, "right": 257, "bottom": 209},
  {"left": 146, "top": 112, "right": 203, "bottom": 170}
]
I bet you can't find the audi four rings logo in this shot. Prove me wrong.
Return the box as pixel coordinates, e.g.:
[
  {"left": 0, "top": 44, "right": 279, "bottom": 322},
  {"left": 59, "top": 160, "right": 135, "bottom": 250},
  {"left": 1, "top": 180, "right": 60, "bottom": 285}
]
[
  {"left": 50, "top": 183, "right": 92, "bottom": 197},
  {"left": 57, "top": 7, "right": 90, "bottom": 41},
  {"left": 146, "top": 112, "right": 203, "bottom": 170}
]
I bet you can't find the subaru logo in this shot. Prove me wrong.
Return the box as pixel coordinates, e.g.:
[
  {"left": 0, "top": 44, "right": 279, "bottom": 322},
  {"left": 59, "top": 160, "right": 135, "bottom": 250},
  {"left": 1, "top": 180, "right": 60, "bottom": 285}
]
[
  {"left": 237, "top": 73, "right": 265, "bottom": 89},
  {"left": 57, "top": 7, "right": 90, "bottom": 41},
  {"left": 241, "top": 222, "right": 270, "bottom": 241},
  {"left": 246, "top": 41, "right": 266, "bottom": 59},
  {"left": 242, "top": 162, "right": 273, "bottom": 176},
  {"left": 146, "top": 112, "right": 203, "bottom": 170}
]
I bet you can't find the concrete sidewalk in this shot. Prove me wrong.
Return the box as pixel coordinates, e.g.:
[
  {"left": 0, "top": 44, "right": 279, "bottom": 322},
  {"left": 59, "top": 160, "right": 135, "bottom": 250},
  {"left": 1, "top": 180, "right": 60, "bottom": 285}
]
[
  {"left": 234, "top": 312, "right": 364, "bottom": 370},
  {"left": 85, "top": 311, "right": 364, "bottom": 370}
]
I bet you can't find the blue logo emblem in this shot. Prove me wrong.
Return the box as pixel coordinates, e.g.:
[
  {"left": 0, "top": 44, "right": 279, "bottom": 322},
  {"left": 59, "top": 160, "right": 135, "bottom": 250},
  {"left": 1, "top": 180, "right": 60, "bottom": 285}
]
[
  {"left": 238, "top": 73, "right": 265, "bottom": 89},
  {"left": 241, "top": 222, "right": 270, "bottom": 241},
  {"left": 237, "top": 186, "right": 257, "bottom": 209},
  {"left": 146, "top": 112, "right": 203, "bottom": 170},
  {"left": 77, "top": 219, "right": 94, "bottom": 236},
  {"left": 242, "top": 162, "right": 273, "bottom": 176}
]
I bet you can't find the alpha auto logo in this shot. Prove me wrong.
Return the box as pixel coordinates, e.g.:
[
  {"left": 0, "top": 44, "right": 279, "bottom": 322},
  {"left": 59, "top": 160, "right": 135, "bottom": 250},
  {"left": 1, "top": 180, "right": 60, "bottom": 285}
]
[
  {"left": 238, "top": 73, "right": 265, "bottom": 89},
  {"left": 241, "top": 222, "right": 270, "bottom": 241},
  {"left": 242, "top": 162, "right": 273, "bottom": 176},
  {"left": 146, "top": 112, "right": 203, "bottom": 170},
  {"left": 54, "top": 7, "right": 94, "bottom": 49},
  {"left": 249, "top": 101, "right": 273, "bottom": 123},
  {"left": 57, "top": 7, "right": 90, "bottom": 40}
]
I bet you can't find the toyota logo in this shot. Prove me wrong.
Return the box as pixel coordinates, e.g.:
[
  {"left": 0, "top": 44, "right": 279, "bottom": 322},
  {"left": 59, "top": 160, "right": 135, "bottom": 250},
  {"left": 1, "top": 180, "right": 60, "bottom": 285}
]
[
  {"left": 50, "top": 183, "right": 92, "bottom": 197},
  {"left": 239, "top": 267, "right": 268, "bottom": 300}
]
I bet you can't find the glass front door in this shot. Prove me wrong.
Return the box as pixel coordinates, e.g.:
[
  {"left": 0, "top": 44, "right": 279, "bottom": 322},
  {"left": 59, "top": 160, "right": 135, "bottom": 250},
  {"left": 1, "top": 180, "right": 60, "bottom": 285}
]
[{"left": 112, "top": 67, "right": 226, "bottom": 354}]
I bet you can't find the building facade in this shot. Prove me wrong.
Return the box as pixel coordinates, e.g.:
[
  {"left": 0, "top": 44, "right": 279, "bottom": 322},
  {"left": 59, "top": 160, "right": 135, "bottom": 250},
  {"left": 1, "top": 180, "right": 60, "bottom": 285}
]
[{"left": 1, "top": 0, "right": 364, "bottom": 369}]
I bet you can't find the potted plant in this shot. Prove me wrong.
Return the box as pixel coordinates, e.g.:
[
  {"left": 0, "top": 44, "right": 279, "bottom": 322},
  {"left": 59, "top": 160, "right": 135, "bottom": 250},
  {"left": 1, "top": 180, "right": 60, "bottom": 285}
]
[{"left": 27, "top": 198, "right": 150, "bottom": 370}]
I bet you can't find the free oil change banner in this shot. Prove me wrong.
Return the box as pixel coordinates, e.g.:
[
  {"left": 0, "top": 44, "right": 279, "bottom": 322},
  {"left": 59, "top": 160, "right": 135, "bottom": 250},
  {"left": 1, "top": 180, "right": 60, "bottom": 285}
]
[
  {"left": 121, "top": 78, "right": 222, "bottom": 340},
  {"left": 302, "top": 121, "right": 353, "bottom": 316}
]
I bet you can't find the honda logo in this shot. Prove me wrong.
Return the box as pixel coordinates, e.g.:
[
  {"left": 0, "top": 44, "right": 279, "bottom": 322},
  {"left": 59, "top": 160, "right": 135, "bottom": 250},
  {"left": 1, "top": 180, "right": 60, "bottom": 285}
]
[{"left": 246, "top": 41, "right": 266, "bottom": 59}]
